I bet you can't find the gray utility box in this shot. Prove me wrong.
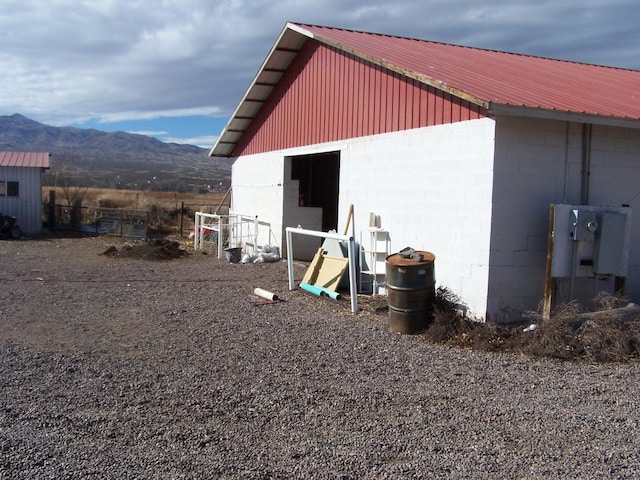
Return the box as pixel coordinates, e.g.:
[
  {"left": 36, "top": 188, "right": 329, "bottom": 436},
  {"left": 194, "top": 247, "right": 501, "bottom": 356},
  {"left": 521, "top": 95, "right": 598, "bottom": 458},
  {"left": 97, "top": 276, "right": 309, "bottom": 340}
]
[
  {"left": 593, "top": 211, "right": 629, "bottom": 275},
  {"left": 551, "top": 204, "right": 632, "bottom": 278}
]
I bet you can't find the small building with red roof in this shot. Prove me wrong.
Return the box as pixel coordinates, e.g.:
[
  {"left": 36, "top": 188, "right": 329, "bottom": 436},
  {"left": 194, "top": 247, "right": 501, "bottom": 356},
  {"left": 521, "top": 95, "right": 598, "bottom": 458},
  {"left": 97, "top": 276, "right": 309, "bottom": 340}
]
[
  {"left": 209, "top": 23, "right": 640, "bottom": 321},
  {"left": 0, "top": 151, "right": 49, "bottom": 235}
]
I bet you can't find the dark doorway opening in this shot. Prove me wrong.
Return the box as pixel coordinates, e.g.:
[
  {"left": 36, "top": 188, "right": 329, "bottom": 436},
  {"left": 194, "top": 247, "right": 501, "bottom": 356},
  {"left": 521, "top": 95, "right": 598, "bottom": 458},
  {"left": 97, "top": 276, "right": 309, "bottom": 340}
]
[{"left": 290, "top": 151, "right": 340, "bottom": 232}]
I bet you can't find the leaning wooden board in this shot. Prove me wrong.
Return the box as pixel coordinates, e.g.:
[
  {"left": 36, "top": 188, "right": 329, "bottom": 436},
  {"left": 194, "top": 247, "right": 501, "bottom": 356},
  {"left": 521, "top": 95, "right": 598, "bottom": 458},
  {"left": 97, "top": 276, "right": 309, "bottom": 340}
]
[{"left": 301, "top": 247, "right": 349, "bottom": 292}]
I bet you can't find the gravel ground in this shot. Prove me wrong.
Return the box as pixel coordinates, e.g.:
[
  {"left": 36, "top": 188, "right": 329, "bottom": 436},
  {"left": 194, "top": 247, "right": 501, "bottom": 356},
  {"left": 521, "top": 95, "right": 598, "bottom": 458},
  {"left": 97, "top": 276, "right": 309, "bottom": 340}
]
[{"left": 1, "top": 236, "right": 640, "bottom": 479}]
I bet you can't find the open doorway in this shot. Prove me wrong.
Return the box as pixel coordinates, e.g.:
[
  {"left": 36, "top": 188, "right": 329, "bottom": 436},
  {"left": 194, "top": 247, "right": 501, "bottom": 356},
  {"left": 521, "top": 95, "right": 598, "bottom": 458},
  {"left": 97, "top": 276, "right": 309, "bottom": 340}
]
[{"left": 290, "top": 151, "right": 340, "bottom": 232}]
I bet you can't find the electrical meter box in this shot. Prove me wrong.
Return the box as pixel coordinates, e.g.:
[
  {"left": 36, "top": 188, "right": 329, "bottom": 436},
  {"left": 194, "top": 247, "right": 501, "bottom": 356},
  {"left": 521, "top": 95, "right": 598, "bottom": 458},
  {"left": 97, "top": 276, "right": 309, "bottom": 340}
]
[
  {"left": 570, "top": 209, "right": 598, "bottom": 242},
  {"left": 551, "top": 204, "right": 632, "bottom": 278}
]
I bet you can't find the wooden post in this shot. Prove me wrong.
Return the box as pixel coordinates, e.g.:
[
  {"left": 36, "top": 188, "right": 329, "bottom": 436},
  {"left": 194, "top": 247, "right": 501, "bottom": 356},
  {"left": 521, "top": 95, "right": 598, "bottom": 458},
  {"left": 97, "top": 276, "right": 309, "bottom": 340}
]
[
  {"left": 542, "top": 205, "right": 556, "bottom": 320},
  {"left": 48, "top": 190, "right": 56, "bottom": 231},
  {"left": 71, "top": 199, "right": 82, "bottom": 230},
  {"left": 180, "top": 201, "right": 185, "bottom": 238}
]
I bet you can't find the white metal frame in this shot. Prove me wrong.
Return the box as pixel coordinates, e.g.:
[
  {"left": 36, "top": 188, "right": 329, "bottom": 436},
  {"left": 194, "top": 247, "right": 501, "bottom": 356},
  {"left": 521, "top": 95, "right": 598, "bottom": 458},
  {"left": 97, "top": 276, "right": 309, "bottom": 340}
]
[
  {"left": 193, "top": 212, "right": 226, "bottom": 258},
  {"left": 194, "top": 211, "right": 276, "bottom": 259},
  {"left": 360, "top": 228, "right": 389, "bottom": 294},
  {"left": 286, "top": 226, "right": 358, "bottom": 313}
]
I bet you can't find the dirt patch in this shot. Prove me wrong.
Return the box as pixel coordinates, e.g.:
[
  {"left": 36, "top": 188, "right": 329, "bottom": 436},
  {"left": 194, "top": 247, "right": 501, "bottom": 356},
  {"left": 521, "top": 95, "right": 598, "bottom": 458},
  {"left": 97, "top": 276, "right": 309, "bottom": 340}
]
[{"left": 101, "top": 238, "right": 188, "bottom": 261}]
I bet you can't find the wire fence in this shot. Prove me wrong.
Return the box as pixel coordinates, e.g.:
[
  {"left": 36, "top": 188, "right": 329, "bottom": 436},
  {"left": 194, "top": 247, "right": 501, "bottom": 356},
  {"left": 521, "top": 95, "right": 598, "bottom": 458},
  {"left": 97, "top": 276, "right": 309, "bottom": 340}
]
[
  {"left": 54, "top": 204, "right": 148, "bottom": 238},
  {"left": 49, "top": 189, "right": 231, "bottom": 239}
]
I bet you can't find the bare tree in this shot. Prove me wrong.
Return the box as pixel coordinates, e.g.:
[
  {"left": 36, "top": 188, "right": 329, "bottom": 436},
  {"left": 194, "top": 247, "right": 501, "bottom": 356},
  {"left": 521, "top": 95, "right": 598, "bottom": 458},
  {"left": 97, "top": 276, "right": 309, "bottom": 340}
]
[{"left": 51, "top": 153, "right": 90, "bottom": 208}]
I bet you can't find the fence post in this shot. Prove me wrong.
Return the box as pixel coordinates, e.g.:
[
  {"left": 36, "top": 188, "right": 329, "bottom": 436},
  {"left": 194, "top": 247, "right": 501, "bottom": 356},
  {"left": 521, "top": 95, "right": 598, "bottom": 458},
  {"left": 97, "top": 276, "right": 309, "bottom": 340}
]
[
  {"left": 71, "top": 199, "right": 82, "bottom": 230},
  {"left": 48, "top": 190, "right": 56, "bottom": 231},
  {"left": 180, "top": 201, "right": 185, "bottom": 237}
]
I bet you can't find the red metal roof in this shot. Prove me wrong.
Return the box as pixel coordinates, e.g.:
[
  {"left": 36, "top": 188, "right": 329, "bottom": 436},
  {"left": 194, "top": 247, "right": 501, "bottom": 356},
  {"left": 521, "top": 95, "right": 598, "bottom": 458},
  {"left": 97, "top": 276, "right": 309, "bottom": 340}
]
[
  {"left": 211, "top": 22, "right": 640, "bottom": 157},
  {"left": 0, "top": 151, "right": 50, "bottom": 168},
  {"left": 292, "top": 23, "right": 640, "bottom": 121}
]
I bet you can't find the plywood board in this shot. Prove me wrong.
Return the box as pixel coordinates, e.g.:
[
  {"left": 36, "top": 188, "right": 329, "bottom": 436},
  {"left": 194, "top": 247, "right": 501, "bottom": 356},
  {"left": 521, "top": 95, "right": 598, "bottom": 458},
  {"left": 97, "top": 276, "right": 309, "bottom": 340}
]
[
  {"left": 301, "top": 247, "right": 325, "bottom": 285},
  {"left": 312, "top": 255, "right": 349, "bottom": 291},
  {"left": 301, "top": 247, "right": 349, "bottom": 292}
]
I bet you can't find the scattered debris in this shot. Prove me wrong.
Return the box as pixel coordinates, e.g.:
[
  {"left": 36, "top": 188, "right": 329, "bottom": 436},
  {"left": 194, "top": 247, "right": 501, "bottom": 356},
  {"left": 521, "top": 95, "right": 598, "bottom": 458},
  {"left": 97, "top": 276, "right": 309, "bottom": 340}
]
[
  {"left": 224, "top": 247, "right": 242, "bottom": 263},
  {"left": 397, "top": 246, "right": 424, "bottom": 262},
  {"left": 251, "top": 299, "right": 285, "bottom": 307},
  {"left": 241, "top": 245, "right": 281, "bottom": 264},
  {"left": 254, "top": 287, "right": 279, "bottom": 301}
]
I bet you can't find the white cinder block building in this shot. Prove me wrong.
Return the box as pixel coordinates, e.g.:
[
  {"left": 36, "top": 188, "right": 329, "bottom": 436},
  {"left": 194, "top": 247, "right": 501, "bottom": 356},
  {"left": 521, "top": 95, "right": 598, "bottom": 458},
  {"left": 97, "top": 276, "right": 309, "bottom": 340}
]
[
  {"left": 0, "top": 151, "right": 49, "bottom": 235},
  {"left": 210, "top": 23, "right": 640, "bottom": 321}
]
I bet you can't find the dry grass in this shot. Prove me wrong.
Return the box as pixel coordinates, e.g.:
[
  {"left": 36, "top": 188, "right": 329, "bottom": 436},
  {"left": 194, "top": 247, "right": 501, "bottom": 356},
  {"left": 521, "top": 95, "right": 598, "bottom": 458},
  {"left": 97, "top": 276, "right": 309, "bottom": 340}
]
[
  {"left": 46, "top": 187, "right": 226, "bottom": 211},
  {"left": 44, "top": 187, "right": 228, "bottom": 233},
  {"left": 424, "top": 288, "right": 640, "bottom": 363}
]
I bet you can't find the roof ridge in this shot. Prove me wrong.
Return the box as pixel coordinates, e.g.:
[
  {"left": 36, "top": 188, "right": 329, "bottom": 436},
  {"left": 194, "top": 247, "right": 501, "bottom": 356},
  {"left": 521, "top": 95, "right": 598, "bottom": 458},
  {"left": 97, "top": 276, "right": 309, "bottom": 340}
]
[{"left": 289, "top": 22, "right": 640, "bottom": 73}]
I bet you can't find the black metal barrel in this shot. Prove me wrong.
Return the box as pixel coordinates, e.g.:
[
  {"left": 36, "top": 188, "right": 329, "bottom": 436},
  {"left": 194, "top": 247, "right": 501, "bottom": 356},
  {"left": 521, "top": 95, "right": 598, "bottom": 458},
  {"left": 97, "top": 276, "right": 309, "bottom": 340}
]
[{"left": 386, "top": 251, "right": 436, "bottom": 334}]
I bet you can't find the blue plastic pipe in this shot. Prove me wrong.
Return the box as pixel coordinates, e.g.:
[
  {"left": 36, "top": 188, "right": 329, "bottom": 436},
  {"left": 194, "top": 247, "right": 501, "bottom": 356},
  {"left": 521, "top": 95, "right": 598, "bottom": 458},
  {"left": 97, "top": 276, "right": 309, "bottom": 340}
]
[{"left": 300, "top": 282, "right": 342, "bottom": 301}]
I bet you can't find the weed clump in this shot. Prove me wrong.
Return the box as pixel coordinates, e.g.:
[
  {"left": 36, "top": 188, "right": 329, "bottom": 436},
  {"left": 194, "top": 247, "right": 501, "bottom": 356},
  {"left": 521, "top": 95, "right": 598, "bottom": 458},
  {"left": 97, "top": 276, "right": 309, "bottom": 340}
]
[{"left": 423, "top": 289, "right": 640, "bottom": 363}]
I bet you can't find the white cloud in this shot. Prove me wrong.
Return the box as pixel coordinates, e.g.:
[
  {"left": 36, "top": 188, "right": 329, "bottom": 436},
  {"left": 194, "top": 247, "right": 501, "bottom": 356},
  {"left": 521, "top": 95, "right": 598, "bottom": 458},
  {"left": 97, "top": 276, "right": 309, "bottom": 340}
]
[
  {"left": 1, "top": 0, "right": 638, "bottom": 131},
  {"left": 162, "top": 135, "right": 218, "bottom": 149},
  {"left": 128, "top": 130, "right": 169, "bottom": 137},
  {"left": 91, "top": 107, "right": 224, "bottom": 125}
]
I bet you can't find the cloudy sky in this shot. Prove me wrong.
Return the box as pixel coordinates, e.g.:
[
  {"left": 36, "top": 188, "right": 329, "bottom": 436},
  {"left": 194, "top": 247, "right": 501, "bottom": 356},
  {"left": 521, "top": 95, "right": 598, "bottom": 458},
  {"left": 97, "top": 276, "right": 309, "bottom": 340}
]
[{"left": 1, "top": 0, "right": 639, "bottom": 149}]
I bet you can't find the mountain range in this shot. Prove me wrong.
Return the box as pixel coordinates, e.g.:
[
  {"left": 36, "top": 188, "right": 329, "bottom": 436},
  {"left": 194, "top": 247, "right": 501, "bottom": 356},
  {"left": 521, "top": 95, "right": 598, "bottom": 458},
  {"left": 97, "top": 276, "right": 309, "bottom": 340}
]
[{"left": 0, "top": 114, "right": 232, "bottom": 192}]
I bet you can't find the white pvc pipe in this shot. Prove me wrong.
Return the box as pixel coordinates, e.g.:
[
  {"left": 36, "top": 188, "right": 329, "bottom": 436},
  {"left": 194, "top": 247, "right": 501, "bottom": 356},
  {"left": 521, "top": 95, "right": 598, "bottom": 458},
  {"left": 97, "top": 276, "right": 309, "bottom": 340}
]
[
  {"left": 254, "top": 287, "right": 278, "bottom": 301},
  {"left": 286, "top": 226, "right": 358, "bottom": 313}
]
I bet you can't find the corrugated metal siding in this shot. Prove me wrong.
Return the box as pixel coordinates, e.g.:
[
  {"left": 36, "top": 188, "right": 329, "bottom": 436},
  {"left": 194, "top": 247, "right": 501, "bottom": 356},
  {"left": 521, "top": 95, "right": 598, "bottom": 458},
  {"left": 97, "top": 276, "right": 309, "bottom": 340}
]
[
  {"left": 233, "top": 43, "right": 486, "bottom": 156},
  {"left": 0, "top": 151, "right": 49, "bottom": 168},
  {"left": 294, "top": 23, "right": 640, "bottom": 121},
  {"left": 0, "top": 166, "right": 44, "bottom": 234}
]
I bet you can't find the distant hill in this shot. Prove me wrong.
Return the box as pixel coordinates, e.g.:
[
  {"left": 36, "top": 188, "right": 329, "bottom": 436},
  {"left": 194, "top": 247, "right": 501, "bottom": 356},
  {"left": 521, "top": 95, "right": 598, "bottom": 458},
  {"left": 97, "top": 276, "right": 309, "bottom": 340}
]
[{"left": 0, "top": 113, "right": 232, "bottom": 192}]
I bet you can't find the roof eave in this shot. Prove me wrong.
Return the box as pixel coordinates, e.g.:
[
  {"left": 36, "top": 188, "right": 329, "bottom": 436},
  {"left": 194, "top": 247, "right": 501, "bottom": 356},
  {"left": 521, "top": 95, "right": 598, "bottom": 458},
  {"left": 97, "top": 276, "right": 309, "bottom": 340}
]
[
  {"left": 489, "top": 103, "right": 640, "bottom": 129},
  {"left": 209, "top": 23, "right": 311, "bottom": 158},
  {"left": 209, "top": 22, "right": 491, "bottom": 157}
]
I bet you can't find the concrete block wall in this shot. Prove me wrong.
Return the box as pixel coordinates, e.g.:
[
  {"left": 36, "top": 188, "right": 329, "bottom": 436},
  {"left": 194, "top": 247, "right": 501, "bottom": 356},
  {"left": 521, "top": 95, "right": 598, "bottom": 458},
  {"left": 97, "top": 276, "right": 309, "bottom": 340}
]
[
  {"left": 489, "top": 117, "right": 574, "bottom": 319},
  {"left": 230, "top": 153, "right": 285, "bottom": 251},
  {"left": 589, "top": 124, "right": 640, "bottom": 304},
  {"left": 491, "top": 117, "right": 640, "bottom": 319},
  {"left": 340, "top": 118, "right": 497, "bottom": 319},
  {"left": 231, "top": 115, "right": 640, "bottom": 320},
  {"left": 232, "top": 120, "right": 497, "bottom": 318}
]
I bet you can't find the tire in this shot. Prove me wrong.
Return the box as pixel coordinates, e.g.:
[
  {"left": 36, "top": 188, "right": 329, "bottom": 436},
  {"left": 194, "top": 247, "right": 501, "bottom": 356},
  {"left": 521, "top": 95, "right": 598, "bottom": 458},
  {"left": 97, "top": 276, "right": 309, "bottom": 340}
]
[{"left": 9, "top": 224, "right": 21, "bottom": 239}]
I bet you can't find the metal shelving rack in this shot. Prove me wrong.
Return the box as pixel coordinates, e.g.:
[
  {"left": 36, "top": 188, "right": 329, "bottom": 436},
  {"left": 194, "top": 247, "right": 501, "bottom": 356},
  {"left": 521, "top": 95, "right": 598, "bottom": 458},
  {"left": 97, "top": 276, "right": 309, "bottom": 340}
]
[{"left": 360, "top": 228, "right": 389, "bottom": 294}]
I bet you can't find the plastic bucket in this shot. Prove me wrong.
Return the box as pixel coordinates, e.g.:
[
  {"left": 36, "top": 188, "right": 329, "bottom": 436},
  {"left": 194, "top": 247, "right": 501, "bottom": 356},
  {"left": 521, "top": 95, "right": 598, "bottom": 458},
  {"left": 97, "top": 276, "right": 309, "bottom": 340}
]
[{"left": 224, "top": 247, "right": 242, "bottom": 263}]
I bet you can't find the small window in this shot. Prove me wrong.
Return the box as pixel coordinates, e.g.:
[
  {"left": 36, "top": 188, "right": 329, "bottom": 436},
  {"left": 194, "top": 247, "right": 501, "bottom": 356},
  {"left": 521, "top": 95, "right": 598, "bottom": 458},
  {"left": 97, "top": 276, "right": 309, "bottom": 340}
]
[{"left": 0, "top": 181, "right": 19, "bottom": 197}]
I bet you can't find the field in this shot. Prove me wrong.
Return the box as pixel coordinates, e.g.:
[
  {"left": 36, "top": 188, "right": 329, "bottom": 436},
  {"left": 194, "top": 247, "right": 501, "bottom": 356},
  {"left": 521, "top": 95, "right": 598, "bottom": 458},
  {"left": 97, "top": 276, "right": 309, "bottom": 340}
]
[
  {"left": 44, "top": 187, "right": 229, "bottom": 234},
  {"left": 46, "top": 186, "right": 228, "bottom": 211}
]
